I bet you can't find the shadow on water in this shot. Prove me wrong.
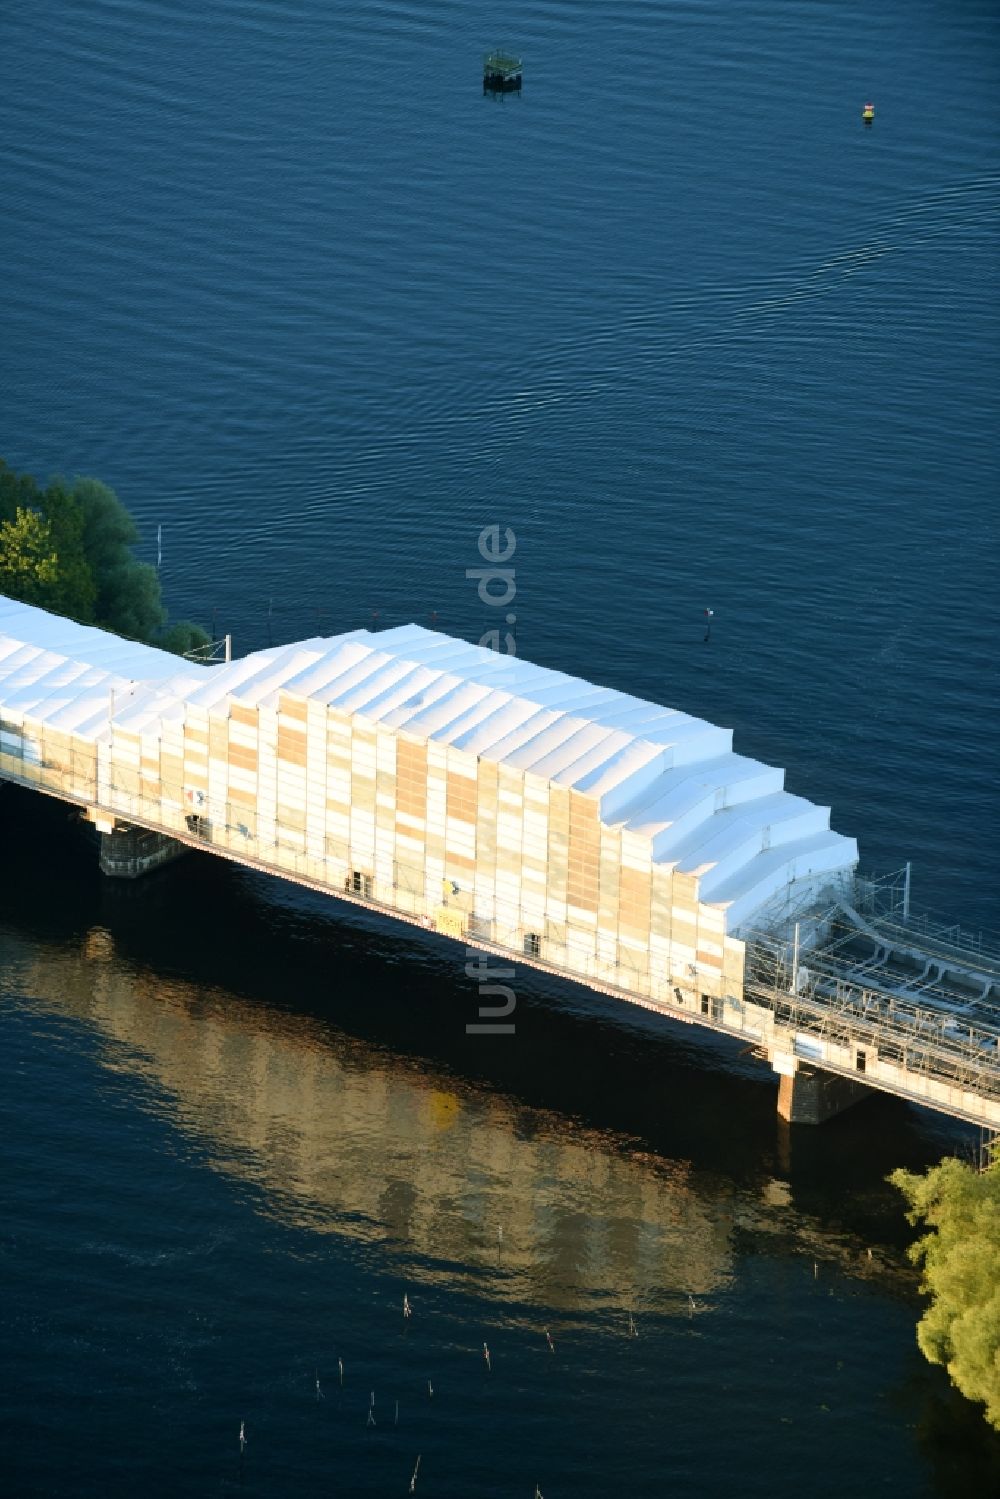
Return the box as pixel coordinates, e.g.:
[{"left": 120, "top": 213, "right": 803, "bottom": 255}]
[
  {"left": 2, "top": 787, "right": 971, "bottom": 1226},
  {"left": 5, "top": 787, "right": 1000, "bottom": 1494},
  {"left": 893, "top": 1355, "right": 1000, "bottom": 1498}
]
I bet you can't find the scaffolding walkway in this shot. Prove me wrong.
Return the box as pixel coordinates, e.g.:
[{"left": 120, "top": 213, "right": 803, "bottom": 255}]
[{"left": 743, "top": 876, "right": 1000, "bottom": 1126}]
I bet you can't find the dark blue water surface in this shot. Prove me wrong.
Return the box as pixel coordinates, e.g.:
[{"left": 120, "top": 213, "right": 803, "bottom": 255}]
[{"left": 1, "top": 2, "right": 999, "bottom": 1494}]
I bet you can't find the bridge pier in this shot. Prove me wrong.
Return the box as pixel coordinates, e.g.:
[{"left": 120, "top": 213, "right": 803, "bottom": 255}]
[
  {"left": 775, "top": 1062, "right": 871, "bottom": 1125},
  {"left": 95, "top": 821, "right": 187, "bottom": 879}
]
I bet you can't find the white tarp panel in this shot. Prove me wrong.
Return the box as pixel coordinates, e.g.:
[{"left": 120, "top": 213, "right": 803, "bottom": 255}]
[{"left": 0, "top": 597, "right": 858, "bottom": 930}]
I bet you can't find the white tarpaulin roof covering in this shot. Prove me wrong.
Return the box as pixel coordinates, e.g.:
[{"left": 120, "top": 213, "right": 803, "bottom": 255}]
[
  {"left": 0, "top": 595, "right": 211, "bottom": 740},
  {"left": 0, "top": 600, "right": 857, "bottom": 930}
]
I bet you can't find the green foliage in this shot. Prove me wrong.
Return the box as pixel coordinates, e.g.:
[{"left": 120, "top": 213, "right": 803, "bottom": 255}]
[
  {"left": 97, "top": 555, "right": 166, "bottom": 641},
  {"left": 0, "top": 507, "right": 61, "bottom": 605},
  {"left": 891, "top": 1150, "right": 1000, "bottom": 1431},
  {"left": 65, "top": 476, "right": 165, "bottom": 639},
  {"left": 0, "top": 458, "right": 42, "bottom": 526},
  {"left": 0, "top": 459, "right": 204, "bottom": 653},
  {"left": 159, "top": 620, "right": 211, "bottom": 656},
  {"left": 38, "top": 482, "right": 97, "bottom": 622}
]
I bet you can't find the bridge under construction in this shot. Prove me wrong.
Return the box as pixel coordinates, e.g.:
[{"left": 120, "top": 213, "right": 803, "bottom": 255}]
[{"left": 1, "top": 593, "right": 997, "bottom": 1129}]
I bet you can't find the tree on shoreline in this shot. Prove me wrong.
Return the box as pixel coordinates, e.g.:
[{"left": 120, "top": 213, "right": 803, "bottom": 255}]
[
  {"left": 891, "top": 1149, "right": 1000, "bottom": 1432},
  {"left": 0, "top": 459, "right": 208, "bottom": 655},
  {"left": 0, "top": 508, "right": 61, "bottom": 605}
]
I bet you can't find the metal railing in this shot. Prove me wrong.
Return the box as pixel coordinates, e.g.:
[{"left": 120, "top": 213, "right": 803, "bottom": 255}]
[
  {"left": 744, "top": 966, "right": 1000, "bottom": 1108},
  {"left": 3, "top": 744, "right": 999, "bottom": 1124}
]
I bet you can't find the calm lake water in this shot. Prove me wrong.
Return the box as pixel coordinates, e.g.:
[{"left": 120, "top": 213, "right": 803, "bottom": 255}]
[{"left": 1, "top": 1, "right": 998, "bottom": 1494}]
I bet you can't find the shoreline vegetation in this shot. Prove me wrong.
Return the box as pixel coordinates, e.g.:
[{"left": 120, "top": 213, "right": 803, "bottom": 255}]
[
  {"left": 0, "top": 458, "right": 208, "bottom": 655},
  {"left": 5, "top": 466, "right": 997, "bottom": 1449},
  {"left": 891, "top": 1148, "right": 1000, "bottom": 1432}
]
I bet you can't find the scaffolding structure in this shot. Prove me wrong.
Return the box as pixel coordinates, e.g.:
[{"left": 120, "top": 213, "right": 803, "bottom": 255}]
[
  {"left": 742, "top": 871, "right": 1000, "bottom": 1118},
  {"left": 4, "top": 733, "right": 999, "bottom": 1125}
]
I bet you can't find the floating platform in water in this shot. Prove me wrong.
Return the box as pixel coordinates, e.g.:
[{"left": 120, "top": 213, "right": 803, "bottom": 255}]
[{"left": 483, "top": 50, "right": 522, "bottom": 93}]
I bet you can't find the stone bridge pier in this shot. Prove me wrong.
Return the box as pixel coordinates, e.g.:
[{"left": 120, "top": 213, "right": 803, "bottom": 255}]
[
  {"left": 773, "top": 1055, "right": 871, "bottom": 1125},
  {"left": 87, "top": 811, "right": 187, "bottom": 880}
]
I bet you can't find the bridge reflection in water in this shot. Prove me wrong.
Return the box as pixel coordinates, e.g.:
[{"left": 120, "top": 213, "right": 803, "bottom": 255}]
[
  {"left": 1, "top": 596, "right": 996, "bottom": 1129},
  {"left": 2, "top": 919, "right": 907, "bottom": 1320}
]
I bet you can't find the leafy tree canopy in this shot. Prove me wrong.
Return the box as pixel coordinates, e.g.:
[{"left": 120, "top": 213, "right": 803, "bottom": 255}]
[
  {"left": 37, "top": 480, "right": 97, "bottom": 623},
  {"left": 0, "top": 458, "right": 202, "bottom": 654},
  {"left": 891, "top": 1151, "right": 1000, "bottom": 1431},
  {"left": 0, "top": 507, "right": 62, "bottom": 606},
  {"left": 159, "top": 620, "right": 212, "bottom": 656},
  {"left": 0, "top": 458, "right": 42, "bottom": 525}
]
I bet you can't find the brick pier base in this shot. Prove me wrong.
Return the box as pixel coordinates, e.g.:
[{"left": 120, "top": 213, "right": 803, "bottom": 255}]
[
  {"left": 777, "top": 1066, "right": 871, "bottom": 1124},
  {"left": 98, "top": 824, "right": 187, "bottom": 879}
]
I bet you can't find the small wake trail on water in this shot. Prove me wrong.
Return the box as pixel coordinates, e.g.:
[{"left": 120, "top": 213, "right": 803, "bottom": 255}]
[
  {"left": 206, "top": 170, "right": 1000, "bottom": 528},
  {"left": 555, "top": 172, "right": 998, "bottom": 363},
  {"left": 416, "top": 171, "right": 1000, "bottom": 438}
]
